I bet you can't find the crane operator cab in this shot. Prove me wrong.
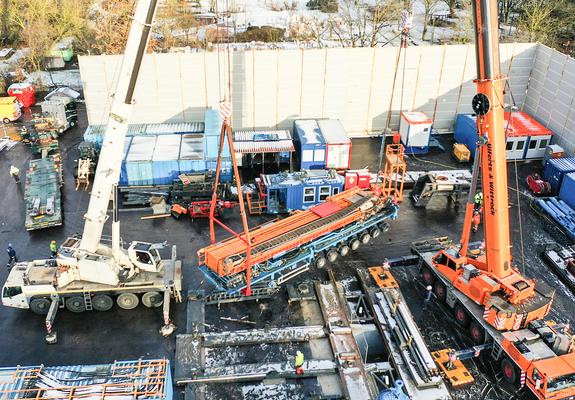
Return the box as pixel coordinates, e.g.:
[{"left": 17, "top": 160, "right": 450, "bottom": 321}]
[{"left": 127, "top": 242, "right": 163, "bottom": 273}]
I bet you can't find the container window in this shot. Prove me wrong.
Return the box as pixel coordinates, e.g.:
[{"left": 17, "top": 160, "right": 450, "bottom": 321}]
[
  {"left": 516, "top": 140, "right": 525, "bottom": 150},
  {"left": 303, "top": 187, "right": 315, "bottom": 203},
  {"left": 302, "top": 150, "right": 314, "bottom": 162},
  {"left": 314, "top": 149, "right": 325, "bottom": 162},
  {"left": 506, "top": 141, "right": 514, "bottom": 151},
  {"left": 332, "top": 187, "right": 340, "bottom": 195},
  {"left": 319, "top": 186, "right": 331, "bottom": 201},
  {"left": 529, "top": 140, "right": 537, "bottom": 150},
  {"left": 539, "top": 139, "right": 548, "bottom": 149}
]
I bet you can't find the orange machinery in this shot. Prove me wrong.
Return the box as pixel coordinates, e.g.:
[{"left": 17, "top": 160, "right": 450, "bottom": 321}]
[
  {"left": 414, "top": 0, "right": 575, "bottom": 398},
  {"left": 199, "top": 126, "right": 405, "bottom": 294}
]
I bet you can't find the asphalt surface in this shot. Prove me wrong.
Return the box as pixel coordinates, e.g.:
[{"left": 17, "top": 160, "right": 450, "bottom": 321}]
[{"left": 0, "top": 106, "right": 573, "bottom": 400}]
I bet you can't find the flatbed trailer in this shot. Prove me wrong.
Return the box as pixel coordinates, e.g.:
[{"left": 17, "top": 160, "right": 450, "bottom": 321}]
[
  {"left": 2, "top": 243, "right": 182, "bottom": 341},
  {"left": 24, "top": 155, "right": 63, "bottom": 230},
  {"left": 199, "top": 187, "right": 399, "bottom": 293},
  {"left": 412, "top": 238, "right": 575, "bottom": 400}
]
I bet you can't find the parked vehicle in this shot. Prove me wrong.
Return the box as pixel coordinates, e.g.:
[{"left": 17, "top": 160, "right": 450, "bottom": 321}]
[{"left": 0, "top": 96, "right": 21, "bottom": 123}]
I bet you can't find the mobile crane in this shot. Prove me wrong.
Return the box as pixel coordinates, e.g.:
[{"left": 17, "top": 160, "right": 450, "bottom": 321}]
[
  {"left": 412, "top": 0, "right": 575, "bottom": 398},
  {"left": 1, "top": 0, "right": 182, "bottom": 342}
]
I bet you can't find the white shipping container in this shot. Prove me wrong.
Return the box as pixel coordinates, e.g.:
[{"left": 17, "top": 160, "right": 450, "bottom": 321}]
[{"left": 317, "top": 119, "right": 352, "bottom": 170}]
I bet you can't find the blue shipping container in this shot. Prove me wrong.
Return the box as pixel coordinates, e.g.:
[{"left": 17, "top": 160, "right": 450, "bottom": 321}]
[
  {"left": 454, "top": 114, "right": 479, "bottom": 158},
  {"left": 206, "top": 159, "right": 232, "bottom": 182},
  {"left": 559, "top": 172, "right": 575, "bottom": 210},
  {"left": 543, "top": 157, "right": 575, "bottom": 194},
  {"left": 205, "top": 108, "right": 222, "bottom": 136},
  {"left": 152, "top": 134, "right": 182, "bottom": 185},
  {"left": 125, "top": 136, "right": 156, "bottom": 186},
  {"left": 293, "top": 120, "right": 326, "bottom": 170},
  {"left": 205, "top": 134, "right": 230, "bottom": 158},
  {"left": 119, "top": 137, "right": 132, "bottom": 186}
]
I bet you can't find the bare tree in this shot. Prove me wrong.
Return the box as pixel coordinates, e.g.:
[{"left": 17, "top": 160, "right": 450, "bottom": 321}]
[
  {"left": 499, "top": 0, "right": 523, "bottom": 24},
  {"left": 327, "top": 0, "right": 402, "bottom": 47},
  {"left": 288, "top": 15, "right": 329, "bottom": 46},
  {"left": 90, "top": 0, "right": 136, "bottom": 54},
  {"left": 515, "top": 0, "right": 561, "bottom": 43},
  {"left": 420, "top": 0, "right": 440, "bottom": 41},
  {"left": 446, "top": 0, "right": 457, "bottom": 18}
]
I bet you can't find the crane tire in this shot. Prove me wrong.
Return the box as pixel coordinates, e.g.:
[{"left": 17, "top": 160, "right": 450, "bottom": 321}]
[
  {"left": 117, "top": 293, "right": 139, "bottom": 310},
  {"left": 142, "top": 291, "right": 164, "bottom": 308},
  {"left": 30, "top": 297, "right": 51, "bottom": 315},
  {"left": 92, "top": 294, "right": 113, "bottom": 311},
  {"left": 500, "top": 358, "right": 519, "bottom": 386},
  {"left": 65, "top": 296, "right": 86, "bottom": 313},
  {"left": 326, "top": 249, "right": 339, "bottom": 263}
]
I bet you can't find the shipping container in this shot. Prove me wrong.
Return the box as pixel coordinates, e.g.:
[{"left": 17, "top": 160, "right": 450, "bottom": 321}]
[
  {"left": 119, "top": 136, "right": 133, "bottom": 186},
  {"left": 543, "top": 157, "right": 575, "bottom": 194},
  {"left": 125, "top": 136, "right": 157, "bottom": 186},
  {"left": 559, "top": 172, "right": 575, "bottom": 210},
  {"left": 152, "top": 134, "right": 182, "bottom": 185},
  {"left": 205, "top": 108, "right": 221, "bottom": 136},
  {"left": 399, "top": 111, "right": 433, "bottom": 154},
  {"left": 317, "top": 119, "right": 352, "bottom": 170},
  {"left": 293, "top": 120, "right": 326, "bottom": 170},
  {"left": 0, "top": 359, "right": 172, "bottom": 400},
  {"left": 205, "top": 134, "right": 230, "bottom": 158},
  {"left": 454, "top": 112, "right": 553, "bottom": 160},
  {"left": 206, "top": 159, "right": 232, "bottom": 182},
  {"left": 258, "top": 170, "right": 344, "bottom": 213},
  {"left": 179, "top": 133, "right": 206, "bottom": 174}
]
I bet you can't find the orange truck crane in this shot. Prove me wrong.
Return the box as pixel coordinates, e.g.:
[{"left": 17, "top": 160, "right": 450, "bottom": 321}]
[{"left": 413, "top": 0, "right": 575, "bottom": 398}]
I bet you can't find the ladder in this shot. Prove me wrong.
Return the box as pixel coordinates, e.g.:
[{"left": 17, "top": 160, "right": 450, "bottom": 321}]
[
  {"left": 246, "top": 192, "right": 266, "bottom": 215},
  {"left": 83, "top": 292, "right": 93, "bottom": 311}
]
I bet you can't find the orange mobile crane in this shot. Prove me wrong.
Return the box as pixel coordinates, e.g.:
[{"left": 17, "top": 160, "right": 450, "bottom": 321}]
[{"left": 413, "top": 0, "right": 575, "bottom": 398}]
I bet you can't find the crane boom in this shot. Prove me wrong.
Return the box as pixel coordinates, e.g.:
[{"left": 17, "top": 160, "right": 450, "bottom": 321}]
[
  {"left": 471, "top": 0, "right": 512, "bottom": 279},
  {"left": 80, "top": 0, "right": 158, "bottom": 253}
]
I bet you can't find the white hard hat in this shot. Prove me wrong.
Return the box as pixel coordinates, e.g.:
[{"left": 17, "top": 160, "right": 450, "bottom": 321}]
[
  {"left": 296, "top": 350, "right": 302, "bottom": 355},
  {"left": 426, "top": 285, "right": 432, "bottom": 291}
]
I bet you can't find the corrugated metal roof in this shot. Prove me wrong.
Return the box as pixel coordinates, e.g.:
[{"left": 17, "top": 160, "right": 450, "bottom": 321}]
[
  {"left": 233, "top": 130, "right": 292, "bottom": 141},
  {"left": 153, "top": 134, "right": 182, "bottom": 161},
  {"left": 234, "top": 140, "right": 294, "bottom": 154},
  {"left": 126, "top": 136, "right": 157, "bottom": 161},
  {"left": 179, "top": 134, "right": 204, "bottom": 160},
  {"left": 317, "top": 119, "right": 350, "bottom": 144}
]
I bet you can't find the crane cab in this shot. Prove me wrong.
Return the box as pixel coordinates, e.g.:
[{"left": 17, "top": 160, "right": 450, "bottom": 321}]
[{"left": 127, "top": 242, "right": 163, "bottom": 273}]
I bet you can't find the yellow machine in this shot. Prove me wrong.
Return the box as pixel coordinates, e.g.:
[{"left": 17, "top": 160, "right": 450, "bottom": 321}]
[{"left": 0, "top": 96, "right": 21, "bottom": 123}]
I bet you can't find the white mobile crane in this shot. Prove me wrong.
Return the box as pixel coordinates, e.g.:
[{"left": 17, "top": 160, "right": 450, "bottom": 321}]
[{"left": 1, "top": 0, "right": 182, "bottom": 343}]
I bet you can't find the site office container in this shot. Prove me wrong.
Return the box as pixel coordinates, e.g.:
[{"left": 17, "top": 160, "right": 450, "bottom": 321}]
[
  {"left": 399, "top": 111, "right": 433, "bottom": 154},
  {"left": 178, "top": 133, "right": 206, "bottom": 174},
  {"left": 559, "top": 172, "right": 575, "bottom": 210},
  {"left": 543, "top": 157, "right": 575, "bottom": 195},
  {"left": 125, "top": 136, "right": 157, "bottom": 186},
  {"left": 0, "top": 96, "right": 21, "bottom": 123},
  {"left": 293, "top": 119, "right": 326, "bottom": 170},
  {"left": 119, "top": 137, "right": 133, "bottom": 186},
  {"left": 7, "top": 82, "right": 35, "bottom": 107},
  {"left": 317, "top": 119, "right": 352, "bottom": 170},
  {"left": 454, "top": 112, "right": 553, "bottom": 160},
  {"left": 152, "top": 134, "right": 182, "bottom": 185}
]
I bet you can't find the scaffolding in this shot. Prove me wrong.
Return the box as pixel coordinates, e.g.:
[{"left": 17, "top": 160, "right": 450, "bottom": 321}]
[
  {"left": 380, "top": 143, "right": 406, "bottom": 202},
  {"left": 0, "top": 359, "right": 171, "bottom": 400}
]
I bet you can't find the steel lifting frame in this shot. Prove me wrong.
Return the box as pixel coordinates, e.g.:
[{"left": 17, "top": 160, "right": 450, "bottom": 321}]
[
  {"left": 381, "top": 144, "right": 406, "bottom": 202},
  {"left": 208, "top": 116, "right": 254, "bottom": 296}
]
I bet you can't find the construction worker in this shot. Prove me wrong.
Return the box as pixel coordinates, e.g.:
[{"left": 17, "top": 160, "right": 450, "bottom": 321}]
[
  {"left": 423, "top": 285, "right": 433, "bottom": 310},
  {"left": 294, "top": 350, "right": 305, "bottom": 375},
  {"left": 10, "top": 165, "right": 20, "bottom": 183},
  {"left": 472, "top": 210, "right": 481, "bottom": 232},
  {"left": 6, "top": 243, "right": 17, "bottom": 269},
  {"left": 50, "top": 240, "right": 58, "bottom": 258},
  {"left": 474, "top": 191, "right": 483, "bottom": 211}
]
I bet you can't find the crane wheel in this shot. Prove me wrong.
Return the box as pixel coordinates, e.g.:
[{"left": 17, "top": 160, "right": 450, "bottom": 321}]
[
  {"left": 454, "top": 303, "right": 470, "bottom": 327},
  {"left": 379, "top": 222, "right": 390, "bottom": 233},
  {"left": 92, "top": 295, "right": 114, "bottom": 311},
  {"left": 370, "top": 228, "right": 382, "bottom": 239},
  {"left": 433, "top": 280, "right": 447, "bottom": 302},
  {"left": 421, "top": 267, "right": 435, "bottom": 286},
  {"left": 30, "top": 297, "right": 51, "bottom": 315},
  {"left": 326, "top": 249, "right": 339, "bottom": 263},
  {"left": 500, "top": 358, "right": 519, "bottom": 386},
  {"left": 117, "top": 293, "right": 139, "bottom": 310},
  {"left": 65, "top": 296, "right": 86, "bottom": 313},
  {"left": 314, "top": 255, "right": 328, "bottom": 269},
  {"left": 469, "top": 321, "right": 486, "bottom": 344},
  {"left": 349, "top": 239, "right": 361, "bottom": 251},
  {"left": 142, "top": 292, "right": 164, "bottom": 308},
  {"left": 360, "top": 233, "right": 371, "bottom": 244},
  {"left": 338, "top": 245, "right": 350, "bottom": 257}
]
